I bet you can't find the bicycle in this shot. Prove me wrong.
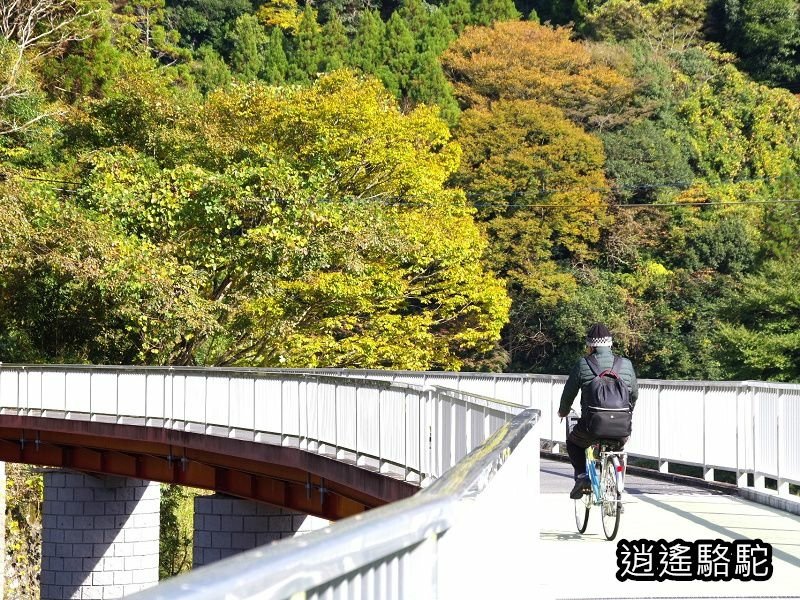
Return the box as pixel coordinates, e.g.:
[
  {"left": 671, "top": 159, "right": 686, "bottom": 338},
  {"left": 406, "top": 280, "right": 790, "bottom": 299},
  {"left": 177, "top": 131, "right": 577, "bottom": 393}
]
[{"left": 574, "top": 441, "right": 627, "bottom": 540}]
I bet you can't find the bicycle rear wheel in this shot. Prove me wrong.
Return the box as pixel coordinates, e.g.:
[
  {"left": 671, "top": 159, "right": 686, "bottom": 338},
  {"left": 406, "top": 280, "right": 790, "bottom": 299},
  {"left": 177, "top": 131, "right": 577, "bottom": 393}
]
[
  {"left": 574, "top": 493, "right": 591, "bottom": 534},
  {"left": 601, "top": 460, "right": 621, "bottom": 540}
]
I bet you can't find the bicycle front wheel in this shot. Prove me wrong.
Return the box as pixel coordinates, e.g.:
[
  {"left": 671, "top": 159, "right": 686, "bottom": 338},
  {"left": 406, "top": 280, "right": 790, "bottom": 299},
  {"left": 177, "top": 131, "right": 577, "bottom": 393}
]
[
  {"left": 601, "top": 460, "right": 621, "bottom": 540},
  {"left": 574, "top": 493, "right": 591, "bottom": 534}
]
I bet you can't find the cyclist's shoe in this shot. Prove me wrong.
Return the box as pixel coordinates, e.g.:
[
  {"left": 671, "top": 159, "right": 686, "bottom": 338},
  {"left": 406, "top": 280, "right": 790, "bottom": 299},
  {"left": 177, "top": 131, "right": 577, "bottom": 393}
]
[{"left": 569, "top": 475, "right": 590, "bottom": 499}]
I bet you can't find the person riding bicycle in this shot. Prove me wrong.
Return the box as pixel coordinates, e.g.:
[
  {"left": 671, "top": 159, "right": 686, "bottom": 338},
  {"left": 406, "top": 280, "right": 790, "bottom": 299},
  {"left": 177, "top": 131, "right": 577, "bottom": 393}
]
[{"left": 557, "top": 323, "right": 638, "bottom": 500}]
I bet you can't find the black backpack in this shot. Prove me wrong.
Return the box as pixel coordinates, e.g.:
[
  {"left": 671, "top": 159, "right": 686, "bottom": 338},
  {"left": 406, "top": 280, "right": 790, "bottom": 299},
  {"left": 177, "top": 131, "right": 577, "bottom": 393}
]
[{"left": 583, "top": 355, "right": 632, "bottom": 438}]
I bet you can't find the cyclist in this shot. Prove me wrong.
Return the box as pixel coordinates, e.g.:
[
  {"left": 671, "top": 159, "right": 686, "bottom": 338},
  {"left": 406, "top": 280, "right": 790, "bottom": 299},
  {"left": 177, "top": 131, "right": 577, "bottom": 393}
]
[{"left": 557, "top": 323, "right": 638, "bottom": 499}]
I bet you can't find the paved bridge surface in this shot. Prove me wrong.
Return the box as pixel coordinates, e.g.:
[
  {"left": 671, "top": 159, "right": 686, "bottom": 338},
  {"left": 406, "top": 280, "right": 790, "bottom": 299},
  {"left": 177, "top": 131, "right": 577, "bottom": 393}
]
[{"left": 537, "top": 458, "right": 800, "bottom": 599}]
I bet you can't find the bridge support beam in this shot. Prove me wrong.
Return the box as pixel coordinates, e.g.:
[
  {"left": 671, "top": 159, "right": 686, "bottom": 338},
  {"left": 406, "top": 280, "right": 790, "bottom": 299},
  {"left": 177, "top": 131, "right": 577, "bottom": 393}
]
[
  {"left": 40, "top": 472, "right": 160, "bottom": 600},
  {"left": 193, "top": 495, "right": 330, "bottom": 567}
]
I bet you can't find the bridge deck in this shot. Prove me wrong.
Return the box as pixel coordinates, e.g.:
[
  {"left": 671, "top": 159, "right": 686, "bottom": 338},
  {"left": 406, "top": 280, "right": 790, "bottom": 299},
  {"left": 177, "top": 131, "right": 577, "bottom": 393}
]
[{"left": 537, "top": 458, "right": 800, "bottom": 599}]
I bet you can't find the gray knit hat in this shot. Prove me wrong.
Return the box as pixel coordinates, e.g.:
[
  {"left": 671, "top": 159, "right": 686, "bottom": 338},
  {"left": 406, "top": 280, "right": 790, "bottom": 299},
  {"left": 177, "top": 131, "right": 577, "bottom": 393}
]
[{"left": 586, "top": 323, "right": 612, "bottom": 347}]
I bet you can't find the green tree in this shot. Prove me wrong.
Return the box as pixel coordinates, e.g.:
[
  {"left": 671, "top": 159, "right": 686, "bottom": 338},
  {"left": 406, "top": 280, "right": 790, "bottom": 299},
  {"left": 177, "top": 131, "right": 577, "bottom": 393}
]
[
  {"left": 410, "top": 51, "right": 460, "bottom": 124},
  {"left": 381, "top": 13, "right": 417, "bottom": 95},
  {"left": 318, "top": 0, "right": 377, "bottom": 31},
  {"left": 227, "top": 14, "right": 268, "bottom": 80},
  {"left": 442, "top": 0, "right": 474, "bottom": 33},
  {"left": 322, "top": 12, "right": 350, "bottom": 71},
  {"left": 418, "top": 7, "right": 457, "bottom": 54},
  {"left": 192, "top": 44, "right": 231, "bottom": 93},
  {"left": 262, "top": 27, "right": 289, "bottom": 84},
  {"left": 349, "top": 9, "right": 385, "bottom": 73},
  {"left": 452, "top": 99, "right": 610, "bottom": 368},
  {"left": 160, "top": 485, "right": 207, "bottom": 579},
  {"left": 287, "top": 6, "right": 323, "bottom": 83},
  {"left": 601, "top": 119, "right": 693, "bottom": 201},
  {"left": 723, "top": 0, "right": 800, "bottom": 91},
  {"left": 471, "top": 0, "right": 521, "bottom": 26},
  {"left": 717, "top": 260, "right": 800, "bottom": 381},
  {"left": 166, "top": 0, "right": 252, "bottom": 51}
]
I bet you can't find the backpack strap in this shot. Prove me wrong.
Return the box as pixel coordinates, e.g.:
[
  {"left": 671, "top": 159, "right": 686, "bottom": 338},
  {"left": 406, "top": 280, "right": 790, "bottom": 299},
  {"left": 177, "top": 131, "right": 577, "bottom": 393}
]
[
  {"left": 611, "top": 356, "right": 623, "bottom": 377},
  {"left": 585, "top": 354, "right": 601, "bottom": 376},
  {"left": 586, "top": 354, "right": 622, "bottom": 378}
]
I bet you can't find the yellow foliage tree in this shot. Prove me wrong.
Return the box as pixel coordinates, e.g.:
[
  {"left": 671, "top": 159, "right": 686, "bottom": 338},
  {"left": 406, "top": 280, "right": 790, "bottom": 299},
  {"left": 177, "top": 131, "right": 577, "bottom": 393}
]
[{"left": 442, "top": 21, "right": 634, "bottom": 128}]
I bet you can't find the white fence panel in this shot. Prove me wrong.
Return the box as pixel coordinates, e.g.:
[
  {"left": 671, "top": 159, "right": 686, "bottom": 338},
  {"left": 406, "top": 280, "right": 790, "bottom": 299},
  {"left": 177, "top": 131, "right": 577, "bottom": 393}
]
[
  {"left": 754, "top": 386, "right": 779, "bottom": 477},
  {"left": 704, "top": 385, "right": 739, "bottom": 470},
  {"left": 380, "top": 388, "right": 406, "bottom": 465},
  {"left": 316, "top": 381, "right": 337, "bottom": 452},
  {"left": 254, "top": 378, "right": 282, "bottom": 434},
  {"left": 659, "top": 385, "right": 704, "bottom": 465},
  {"left": 90, "top": 372, "right": 117, "bottom": 415},
  {"left": 66, "top": 372, "right": 91, "bottom": 414},
  {"left": 738, "top": 387, "right": 754, "bottom": 473},
  {"left": 453, "top": 398, "right": 467, "bottom": 463},
  {"left": 405, "top": 392, "right": 421, "bottom": 474},
  {"left": 25, "top": 370, "right": 42, "bottom": 411},
  {"left": 627, "top": 383, "right": 659, "bottom": 459},
  {"left": 228, "top": 377, "right": 255, "bottom": 431},
  {"left": 493, "top": 376, "right": 526, "bottom": 406},
  {"left": 118, "top": 373, "right": 146, "bottom": 418},
  {"left": 781, "top": 388, "right": 800, "bottom": 483},
  {"left": 184, "top": 375, "right": 207, "bottom": 428},
  {"left": 0, "top": 370, "right": 19, "bottom": 410},
  {"left": 355, "top": 387, "right": 378, "bottom": 458},
  {"left": 205, "top": 376, "right": 230, "bottom": 427},
  {"left": 145, "top": 373, "right": 165, "bottom": 420},
  {"left": 41, "top": 371, "right": 65, "bottom": 411},
  {"left": 170, "top": 375, "right": 186, "bottom": 423},
  {"left": 281, "top": 380, "right": 300, "bottom": 438},
  {"left": 336, "top": 385, "right": 358, "bottom": 453}
]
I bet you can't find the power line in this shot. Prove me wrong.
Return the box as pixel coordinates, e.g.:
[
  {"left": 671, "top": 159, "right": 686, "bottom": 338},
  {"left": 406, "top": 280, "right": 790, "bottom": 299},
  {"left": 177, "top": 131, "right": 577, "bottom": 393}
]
[{"left": 6, "top": 170, "right": 800, "bottom": 209}]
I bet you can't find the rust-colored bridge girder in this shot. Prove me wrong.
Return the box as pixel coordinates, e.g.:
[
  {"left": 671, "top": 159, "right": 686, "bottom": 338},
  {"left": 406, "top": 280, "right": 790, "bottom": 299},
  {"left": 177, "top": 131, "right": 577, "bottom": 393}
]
[{"left": 0, "top": 416, "right": 418, "bottom": 520}]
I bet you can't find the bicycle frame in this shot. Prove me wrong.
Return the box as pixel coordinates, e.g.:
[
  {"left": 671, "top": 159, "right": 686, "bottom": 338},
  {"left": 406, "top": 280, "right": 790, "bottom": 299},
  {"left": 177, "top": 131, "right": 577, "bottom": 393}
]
[{"left": 585, "top": 445, "right": 627, "bottom": 504}]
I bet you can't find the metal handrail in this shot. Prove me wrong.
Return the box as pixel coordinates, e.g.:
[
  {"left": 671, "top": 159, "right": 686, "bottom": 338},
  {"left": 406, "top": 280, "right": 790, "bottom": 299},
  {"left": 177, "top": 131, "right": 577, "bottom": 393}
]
[{"left": 130, "top": 408, "right": 541, "bottom": 600}]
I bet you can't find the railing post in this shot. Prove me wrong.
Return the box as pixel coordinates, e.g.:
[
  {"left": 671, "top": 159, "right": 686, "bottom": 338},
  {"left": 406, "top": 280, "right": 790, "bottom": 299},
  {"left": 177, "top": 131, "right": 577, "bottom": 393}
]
[
  {"left": 777, "top": 390, "right": 788, "bottom": 497},
  {"left": 736, "top": 383, "right": 747, "bottom": 488},
  {"left": 658, "top": 383, "right": 668, "bottom": 474},
  {"left": 702, "top": 385, "right": 713, "bottom": 481},
  {"left": 752, "top": 385, "right": 764, "bottom": 490}
]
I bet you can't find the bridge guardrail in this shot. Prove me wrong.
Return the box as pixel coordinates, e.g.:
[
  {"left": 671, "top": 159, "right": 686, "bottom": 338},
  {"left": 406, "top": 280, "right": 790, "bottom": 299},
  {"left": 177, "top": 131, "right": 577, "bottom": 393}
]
[
  {"left": 0, "top": 365, "right": 522, "bottom": 487},
  {"left": 284, "top": 369, "right": 800, "bottom": 498},
  {"left": 129, "top": 408, "right": 541, "bottom": 600}
]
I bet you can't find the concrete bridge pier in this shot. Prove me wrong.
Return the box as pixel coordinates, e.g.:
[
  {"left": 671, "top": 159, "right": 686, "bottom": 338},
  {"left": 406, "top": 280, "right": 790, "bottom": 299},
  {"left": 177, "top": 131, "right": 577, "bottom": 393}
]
[
  {"left": 40, "top": 472, "right": 160, "bottom": 600},
  {"left": 193, "top": 494, "right": 330, "bottom": 567}
]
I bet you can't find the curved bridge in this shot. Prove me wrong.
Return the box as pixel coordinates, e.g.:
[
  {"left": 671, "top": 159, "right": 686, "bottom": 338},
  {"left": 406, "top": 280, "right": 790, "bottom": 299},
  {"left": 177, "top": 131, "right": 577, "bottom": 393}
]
[
  {"left": 0, "top": 365, "right": 798, "bottom": 599},
  {"left": 0, "top": 365, "right": 520, "bottom": 519}
]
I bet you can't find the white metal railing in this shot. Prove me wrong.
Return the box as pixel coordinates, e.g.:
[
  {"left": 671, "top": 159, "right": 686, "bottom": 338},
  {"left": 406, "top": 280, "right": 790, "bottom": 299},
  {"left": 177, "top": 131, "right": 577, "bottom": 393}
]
[
  {"left": 130, "top": 409, "right": 542, "bottom": 600},
  {"left": 281, "top": 369, "right": 800, "bottom": 497},
  {"left": 0, "top": 365, "right": 523, "bottom": 486},
  {"left": 3, "top": 364, "right": 794, "bottom": 494}
]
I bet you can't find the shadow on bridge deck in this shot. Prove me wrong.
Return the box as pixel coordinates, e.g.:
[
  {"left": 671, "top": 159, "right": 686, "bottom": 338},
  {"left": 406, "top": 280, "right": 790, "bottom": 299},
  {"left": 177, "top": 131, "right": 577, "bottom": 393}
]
[{"left": 537, "top": 458, "right": 800, "bottom": 599}]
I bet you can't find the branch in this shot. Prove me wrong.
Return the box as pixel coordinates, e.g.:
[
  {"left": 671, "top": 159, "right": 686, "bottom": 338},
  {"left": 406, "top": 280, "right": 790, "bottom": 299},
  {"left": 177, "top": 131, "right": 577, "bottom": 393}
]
[{"left": 0, "top": 108, "right": 62, "bottom": 135}]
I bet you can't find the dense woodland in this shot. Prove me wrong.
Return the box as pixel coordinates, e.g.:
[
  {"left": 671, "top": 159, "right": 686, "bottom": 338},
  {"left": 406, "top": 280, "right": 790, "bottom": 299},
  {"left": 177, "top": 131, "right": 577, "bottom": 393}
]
[
  {"left": 2, "top": 0, "right": 800, "bottom": 382},
  {"left": 3, "top": 0, "right": 800, "bottom": 593}
]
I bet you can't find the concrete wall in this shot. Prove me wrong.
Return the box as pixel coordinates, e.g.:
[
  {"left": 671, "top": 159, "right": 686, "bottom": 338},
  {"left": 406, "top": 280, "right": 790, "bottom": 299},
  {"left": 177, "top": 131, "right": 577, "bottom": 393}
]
[
  {"left": 193, "top": 495, "right": 330, "bottom": 567},
  {"left": 40, "top": 472, "right": 160, "bottom": 600}
]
